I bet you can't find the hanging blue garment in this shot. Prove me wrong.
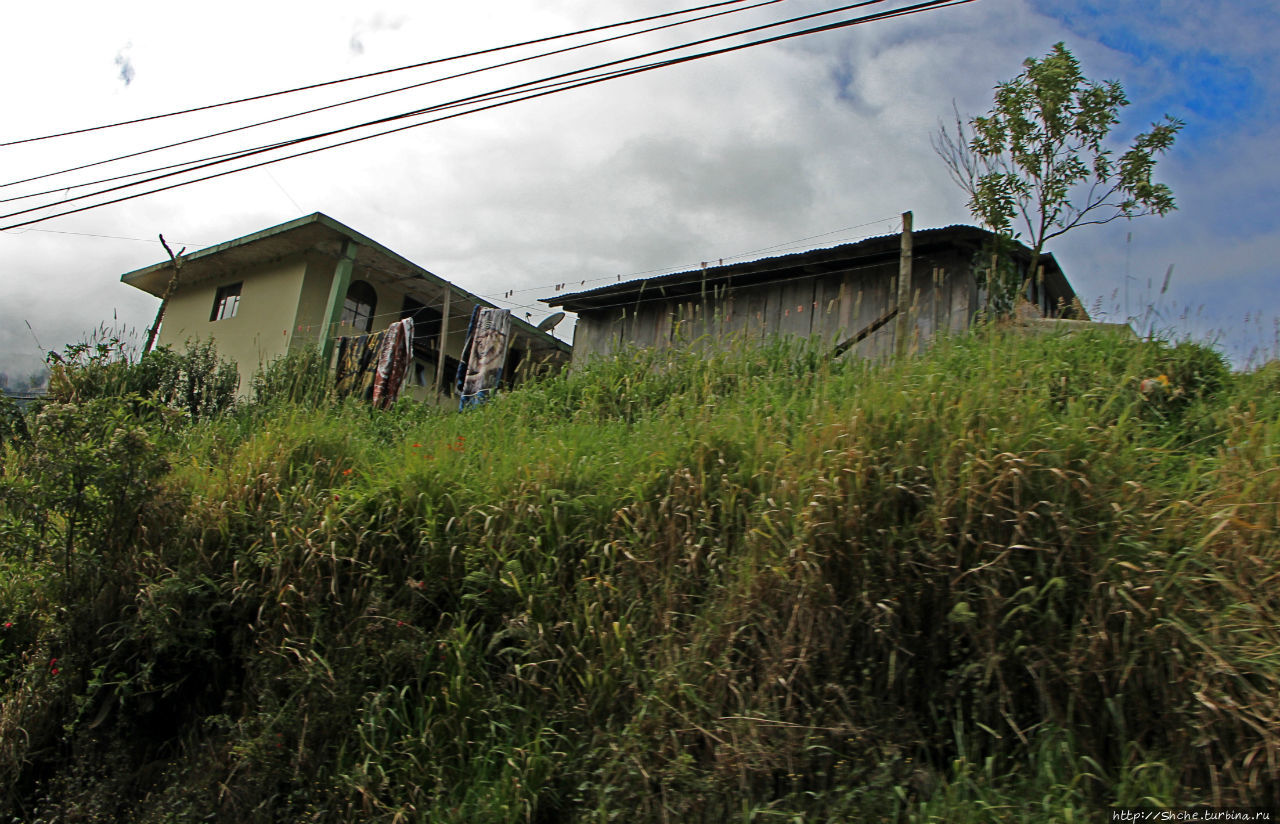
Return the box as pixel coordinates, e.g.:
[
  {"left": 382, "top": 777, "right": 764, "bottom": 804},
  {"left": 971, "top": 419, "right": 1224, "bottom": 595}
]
[{"left": 456, "top": 307, "right": 511, "bottom": 411}]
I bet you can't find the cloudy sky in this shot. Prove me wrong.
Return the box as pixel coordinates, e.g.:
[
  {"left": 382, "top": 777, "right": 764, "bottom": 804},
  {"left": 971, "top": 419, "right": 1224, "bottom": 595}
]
[{"left": 2, "top": 0, "right": 1276, "bottom": 378}]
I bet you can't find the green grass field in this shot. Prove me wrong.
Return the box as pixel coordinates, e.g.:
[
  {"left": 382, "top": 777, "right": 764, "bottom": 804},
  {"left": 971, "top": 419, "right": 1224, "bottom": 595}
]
[{"left": 1, "top": 325, "right": 1277, "bottom": 821}]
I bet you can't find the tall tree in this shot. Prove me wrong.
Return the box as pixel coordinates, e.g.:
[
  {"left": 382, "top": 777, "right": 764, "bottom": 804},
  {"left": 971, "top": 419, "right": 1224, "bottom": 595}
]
[{"left": 935, "top": 42, "right": 1183, "bottom": 284}]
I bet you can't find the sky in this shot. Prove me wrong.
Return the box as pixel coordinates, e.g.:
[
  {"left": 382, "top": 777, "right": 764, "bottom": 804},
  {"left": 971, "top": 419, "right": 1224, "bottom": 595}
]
[{"left": 2, "top": 0, "right": 1277, "bottom": 380}]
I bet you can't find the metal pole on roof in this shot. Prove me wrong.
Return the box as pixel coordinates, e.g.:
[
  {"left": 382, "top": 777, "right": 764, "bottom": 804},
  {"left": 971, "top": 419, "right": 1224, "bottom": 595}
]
[{"left": 319, "top": 240, "right": 360, "bottom": 365}]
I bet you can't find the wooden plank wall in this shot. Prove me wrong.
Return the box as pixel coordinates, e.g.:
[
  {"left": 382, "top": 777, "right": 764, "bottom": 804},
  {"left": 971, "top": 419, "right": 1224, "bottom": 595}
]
[{"left": 570, "top": 249, "right": 984, "bottom": 365}]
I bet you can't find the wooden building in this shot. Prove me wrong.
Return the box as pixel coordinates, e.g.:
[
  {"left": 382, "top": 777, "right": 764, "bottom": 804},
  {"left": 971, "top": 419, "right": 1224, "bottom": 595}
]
[{"left": 542, "top": 223, "right": 1085, "bottom": 365}]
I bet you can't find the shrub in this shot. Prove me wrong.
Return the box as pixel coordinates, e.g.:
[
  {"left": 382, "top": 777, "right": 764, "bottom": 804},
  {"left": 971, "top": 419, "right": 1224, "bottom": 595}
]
[
  {"left": 0, "top": 394, "right": 27, "bottom": 445},
  {"left": 46, "top": 333, "right": 237, "bottom": 421},
  {"left": 251, "top": 345, "right": 333, "bottom": 408}
]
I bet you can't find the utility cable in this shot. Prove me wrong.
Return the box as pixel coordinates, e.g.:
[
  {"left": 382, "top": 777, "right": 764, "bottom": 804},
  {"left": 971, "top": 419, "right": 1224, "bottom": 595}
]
[
  {"left": 1, "top": 0, "right": 972, "bottom": 230},
  {"left": 497, "top": 215, "right": 902, "bottom": 300},
  {"left": 297, "top": 216, "right": 905, "bottom": 321},
  {"left": 2, "top": 0, "right": 890, "bottom": 223},
  {"left": 535, "top": 243, "right": 925, "bottom": 318},
  {"left": 1, "top": 0, "right": 787, "bottom": 196},
  {"left": 3, "top": 0, "right": 944, "bottom": 223},
  {"left": 0, "top": 0, "right": 761, "bottom": 148}
]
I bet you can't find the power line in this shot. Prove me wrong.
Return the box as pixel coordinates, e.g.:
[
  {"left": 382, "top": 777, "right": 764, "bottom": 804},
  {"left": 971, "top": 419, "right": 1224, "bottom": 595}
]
[
  {"left": 296, "top": 219, "right": 911, "bottom": 341},
  {"left": 0, "top": 226, "right": 208, "bottom": 245},
  {"left": 0, "top": 0, "right": 824, "bottom": 212},
  {"left": 257, "top": 214, "right": 905, "bottom": 317},
  {"left": 4, "top": 0, "right": 888, "bottom": 225},
  {"left": 534, "top": 238, "right": 918, "bottom": 318},
  {"left": 0, "top": 0, "right": 762, "bottom": 148},
  {"left": 497, "top": 215, "right": 902, "bottom": 300},
  {"left": 1, "top": 0, "right": 787, "bottom": 196},
  {"left": 0, "top": 0, "right": 973, "bottom": 230},
  {"left": 2, "top": 0, "right": 952, "bottom": 225}
]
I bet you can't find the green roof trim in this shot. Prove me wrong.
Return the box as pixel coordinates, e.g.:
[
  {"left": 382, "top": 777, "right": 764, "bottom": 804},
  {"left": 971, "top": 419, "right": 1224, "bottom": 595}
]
[{"left": 121, "top": 212, "right": 568, "bottom": 351}]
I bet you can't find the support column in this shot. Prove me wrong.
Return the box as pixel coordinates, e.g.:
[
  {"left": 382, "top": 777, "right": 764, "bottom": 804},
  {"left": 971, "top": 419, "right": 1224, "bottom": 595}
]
[
  {"left": 434, "top": 285, "right": 452, "bottom": 397},
  {"left": 319, "top": 240, "right": 360, "bottom": 365}
]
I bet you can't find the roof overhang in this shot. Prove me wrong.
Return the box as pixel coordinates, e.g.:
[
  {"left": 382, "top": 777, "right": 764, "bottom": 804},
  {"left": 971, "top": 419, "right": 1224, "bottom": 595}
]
[
  {"left": 121, "top": 212, "right": 569, "bottom": 351},
  {"left": 542, "top": 225, "right": 1076, "bottom": 316}
]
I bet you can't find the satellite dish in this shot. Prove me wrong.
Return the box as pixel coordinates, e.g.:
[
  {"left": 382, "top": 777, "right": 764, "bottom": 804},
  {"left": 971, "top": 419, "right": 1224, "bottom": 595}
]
[{"left": 536, "top": 312, "right": 566, "bottom": 332}]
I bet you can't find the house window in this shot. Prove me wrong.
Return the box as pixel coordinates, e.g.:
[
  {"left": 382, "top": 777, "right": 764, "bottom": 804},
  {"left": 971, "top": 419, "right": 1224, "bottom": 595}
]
[
  {"left": 342, "top": 280, "right": 377, "bottom": 332},
  {"left": 210, "top": 282, "right": 242, "bottom": 321}
]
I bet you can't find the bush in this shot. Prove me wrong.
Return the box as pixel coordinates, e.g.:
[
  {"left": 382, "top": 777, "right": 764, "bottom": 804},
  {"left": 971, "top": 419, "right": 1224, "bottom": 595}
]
[
  {"left": 0, "top": 394, "right": 27, "bottom": 445},
  {"left": 2, "top": 328, "right": 1276, "bottom": 820},
  {"left": 46, "top": 333, "right": 237, "bottom": 421},
  {"left": 251, "top": 346, "right": 333, "bottom": 408}
]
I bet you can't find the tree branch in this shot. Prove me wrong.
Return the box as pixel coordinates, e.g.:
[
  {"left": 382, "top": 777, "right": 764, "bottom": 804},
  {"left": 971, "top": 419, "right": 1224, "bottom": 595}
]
[{"left": 143, "top": 234, "right": 186, "bottom": 355}]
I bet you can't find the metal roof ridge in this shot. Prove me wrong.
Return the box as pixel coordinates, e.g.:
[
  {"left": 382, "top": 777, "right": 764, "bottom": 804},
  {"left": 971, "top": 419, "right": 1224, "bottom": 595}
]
[{"left": 541, "top": 224, "right": 1004, "bottom": 307}]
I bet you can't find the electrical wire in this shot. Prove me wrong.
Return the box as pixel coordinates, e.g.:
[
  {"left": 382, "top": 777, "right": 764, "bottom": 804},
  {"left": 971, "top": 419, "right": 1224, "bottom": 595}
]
[
  {"left": 314, "top": 218, "right": 909, "bottom": 324},
  {"left": 0, "top": 0, "right": 762, "bottom": 148},
  {"left": 533, "top": 239, "right": 941, "bottom": 321},
  {"left": 1, "top": 0, "right": 788, "bottom": 196},
  {"left": 1, "top": 0, "right": 834, "bottom": 203},
  {"left": 1, "top": 0, "right": 972, "bottom": 230},
  {"left": 284, "top": 216, "right": 906, "bottom": 335},
  {"left": 303, "top": 251, "right": 909, "bottom": 344},
  {"left": 496, "top": 215, "right": 902, "bottom": 300},
  {"left": 0, "top": 226, "right": 208, "bottom": 245}
]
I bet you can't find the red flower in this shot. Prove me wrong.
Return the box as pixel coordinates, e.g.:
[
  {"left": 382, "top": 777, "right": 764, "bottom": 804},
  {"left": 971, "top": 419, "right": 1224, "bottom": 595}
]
[
  {"left": 3, "top": 622, "right": 11, "bottom": 629},
  {"left": 342, "top": 468, "right": 353, "bottom": 476},
  {"left": 412, "top": 443, "right": 421, "bottom": 448},
  {"left": 51, "top": 668, "right": 60, "bottom": 675}
]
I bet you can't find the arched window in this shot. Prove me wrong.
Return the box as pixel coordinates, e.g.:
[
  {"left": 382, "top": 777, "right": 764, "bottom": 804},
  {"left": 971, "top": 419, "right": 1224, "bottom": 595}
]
[{"left": 341, "top": 279, "right": 377, "bottom": 332}]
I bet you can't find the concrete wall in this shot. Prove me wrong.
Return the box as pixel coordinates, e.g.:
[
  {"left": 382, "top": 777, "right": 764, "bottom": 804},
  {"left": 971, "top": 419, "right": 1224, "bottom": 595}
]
[
  {"left": 159, "top": 251, "right": 567, "bottom": 404},
  {"left": 291, "top": 253, "right": 338, "bottom": 350},
  {"left": 157, "top": 254, "right": 310, "bottom": 396}
]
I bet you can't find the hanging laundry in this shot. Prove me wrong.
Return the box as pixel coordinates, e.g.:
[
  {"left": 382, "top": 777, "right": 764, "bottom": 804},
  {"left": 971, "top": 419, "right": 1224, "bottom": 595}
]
[
  {"left": 334, "top": 318, "right": 414, "bottom": 407},
  {"left": 334, "top": 333, "right": 379, "bottom": 399},
  {"left": 456, "top": 307, "right": 511, "bottom": 410},
  {"left": 371, "top": 318, "right": 413, "bottom": 409}
]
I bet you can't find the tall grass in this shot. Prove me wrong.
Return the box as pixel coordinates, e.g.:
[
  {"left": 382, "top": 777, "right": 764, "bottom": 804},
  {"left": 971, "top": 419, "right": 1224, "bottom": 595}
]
[{"left": 1, "top": 325, "right": 1276, "bottom": 821}]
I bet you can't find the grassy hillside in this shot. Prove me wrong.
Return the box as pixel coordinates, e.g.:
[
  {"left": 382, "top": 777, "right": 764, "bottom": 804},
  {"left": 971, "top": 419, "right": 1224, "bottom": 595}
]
[{"left": 1, "top": 327, "right": 1277, "bottom": 821}]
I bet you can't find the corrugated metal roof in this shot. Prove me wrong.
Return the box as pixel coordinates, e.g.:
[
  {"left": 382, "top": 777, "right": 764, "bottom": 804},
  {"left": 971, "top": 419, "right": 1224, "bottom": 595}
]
[{"left": 541, "top": 224, "right": 1067, "bottom": 313}]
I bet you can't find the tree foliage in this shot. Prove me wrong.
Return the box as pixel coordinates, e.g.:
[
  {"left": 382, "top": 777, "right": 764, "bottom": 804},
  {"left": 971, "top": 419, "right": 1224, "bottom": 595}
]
[{"left": 935, "top": 43, "right": 1183, "bottom": 277}]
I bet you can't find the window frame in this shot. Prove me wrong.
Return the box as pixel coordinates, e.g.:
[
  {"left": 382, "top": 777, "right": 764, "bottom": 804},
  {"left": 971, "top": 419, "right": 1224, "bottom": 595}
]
[
  {"left": 341, "top": 280, "right": 377, "bottom": 333},
  {"left": 210, "top": 282, "right": 242, "bottom": 321}
]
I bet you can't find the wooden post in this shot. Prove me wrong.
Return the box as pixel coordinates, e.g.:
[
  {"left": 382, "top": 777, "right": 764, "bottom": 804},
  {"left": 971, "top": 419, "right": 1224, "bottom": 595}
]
[
  {"left": 894, "top": 211, "right": 913, "bottom": 359},
  {"left": 932, "top": 267, "right": 943, "bottom": 343},
  {"left": 319, "top": 240, "right": 359, "bottom": 365},
  {"left": 434, "top": 285, "right": 452, "bottom": 396}
]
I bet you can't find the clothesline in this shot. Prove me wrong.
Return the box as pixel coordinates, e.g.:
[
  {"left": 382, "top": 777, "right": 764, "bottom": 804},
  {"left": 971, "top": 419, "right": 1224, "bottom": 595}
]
[
  {"left": 329, "top": 308, "right": 515, "bottom": 412},
  {"left": 333, "top": 318, "right": 414, "bottom": 408}
]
